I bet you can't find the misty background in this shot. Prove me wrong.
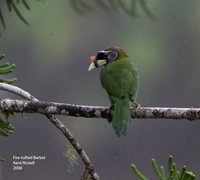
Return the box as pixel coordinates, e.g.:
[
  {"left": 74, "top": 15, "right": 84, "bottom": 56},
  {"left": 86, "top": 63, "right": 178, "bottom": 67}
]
[{"left": 0, "top": 0, "right": 200, "bottom": 179}]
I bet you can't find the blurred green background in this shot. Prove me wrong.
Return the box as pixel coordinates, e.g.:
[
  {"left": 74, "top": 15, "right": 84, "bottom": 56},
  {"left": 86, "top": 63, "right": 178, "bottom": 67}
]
[{"left": 0, "top": 0, "right": 200, "bottom": 179}]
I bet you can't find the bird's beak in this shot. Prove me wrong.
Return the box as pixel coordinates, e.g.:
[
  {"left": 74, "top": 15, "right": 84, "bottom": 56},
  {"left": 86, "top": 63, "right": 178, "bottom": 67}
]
[
  {"left": 88, "top": 62, "right": 96, "bottom": 71},
  {"left": 88, "top": 60, "right": 107, "bottom": 71}
]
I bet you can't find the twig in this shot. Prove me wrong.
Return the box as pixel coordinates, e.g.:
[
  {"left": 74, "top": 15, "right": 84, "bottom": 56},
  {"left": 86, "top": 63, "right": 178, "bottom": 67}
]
[
  {"left": 46, "top": 114, "right": 99, "bottom": 180},
  {"left": 0, "top": 82, "right": 36, "bottom": 100},
  {"left": 0, "top": 83, "right": 100, "bottom": 180},
  {"left": 1, "top": 99, "right": 200, "bottom": 121}
]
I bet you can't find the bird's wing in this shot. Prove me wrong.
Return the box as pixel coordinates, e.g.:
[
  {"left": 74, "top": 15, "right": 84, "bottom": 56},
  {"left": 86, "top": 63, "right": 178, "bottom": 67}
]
[{"left": 128, "top": 62, "right": 139, "bottom": 97}]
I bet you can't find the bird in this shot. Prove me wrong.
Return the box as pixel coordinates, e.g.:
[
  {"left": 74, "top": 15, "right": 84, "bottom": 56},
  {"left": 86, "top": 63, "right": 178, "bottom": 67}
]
[{"left": 88, "top": 46, "right": 139, "bottom": 137}]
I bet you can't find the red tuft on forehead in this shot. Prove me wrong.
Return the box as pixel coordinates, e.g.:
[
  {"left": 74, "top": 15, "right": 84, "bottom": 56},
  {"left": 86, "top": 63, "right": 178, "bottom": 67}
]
[{"left": 89, "top": 55, "right": 96, "bottom": 62}]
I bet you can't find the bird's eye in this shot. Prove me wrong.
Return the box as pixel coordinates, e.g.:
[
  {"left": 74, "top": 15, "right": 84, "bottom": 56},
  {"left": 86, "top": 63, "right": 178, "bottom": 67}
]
[{"left": 107, "top": 51, "right": 118, "bottom": 62}]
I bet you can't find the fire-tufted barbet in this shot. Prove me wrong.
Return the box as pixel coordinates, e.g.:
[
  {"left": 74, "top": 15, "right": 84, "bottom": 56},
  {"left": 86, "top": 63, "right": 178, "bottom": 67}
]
[{"left": 88, "top": 47, "right": 139, "bottom": 137}]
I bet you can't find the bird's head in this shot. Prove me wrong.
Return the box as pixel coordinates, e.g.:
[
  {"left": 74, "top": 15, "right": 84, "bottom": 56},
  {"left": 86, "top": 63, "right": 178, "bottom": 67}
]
[{"left": 88, "top": 46, "right": 128, "bottom": 71}]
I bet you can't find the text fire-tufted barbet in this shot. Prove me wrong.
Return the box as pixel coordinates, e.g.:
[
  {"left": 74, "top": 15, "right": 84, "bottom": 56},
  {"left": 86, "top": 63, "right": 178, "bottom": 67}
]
[{"left": 88, "top": 47, "right": 139, "bottom": 137}]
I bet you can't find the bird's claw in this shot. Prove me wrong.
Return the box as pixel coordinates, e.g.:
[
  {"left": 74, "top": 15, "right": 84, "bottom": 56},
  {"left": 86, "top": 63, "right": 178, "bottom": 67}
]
[{"left": 132, "top": 102, "right": 141, "bottom": 111}]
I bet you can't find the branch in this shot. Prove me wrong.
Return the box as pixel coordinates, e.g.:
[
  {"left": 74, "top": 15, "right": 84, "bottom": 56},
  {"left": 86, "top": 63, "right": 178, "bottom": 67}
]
[
  {"left": 1, "top": 99, "right": 200, "bottom": 121},
  {"left": 0, "top": 83, "right": 100, "bottom": 180}
]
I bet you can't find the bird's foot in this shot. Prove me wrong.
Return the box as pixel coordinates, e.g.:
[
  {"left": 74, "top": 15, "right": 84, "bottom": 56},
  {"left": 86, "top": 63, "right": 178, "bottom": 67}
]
[
  {"left": 132, "top": 102, "right": 141, "bottom": 111},
  {"left": 129, "top": 94, "right": 136, "bottom": 102}
]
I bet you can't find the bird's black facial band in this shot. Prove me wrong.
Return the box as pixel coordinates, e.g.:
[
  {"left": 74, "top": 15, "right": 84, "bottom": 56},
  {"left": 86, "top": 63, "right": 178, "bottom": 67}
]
[
  {"left": 96, "top": 50, "right": 119, "bottom": 65},
  {"left": 96, "top": 52, "right": 107, "bottom": 60},
  {"left": 95, "top": 52, "right": 108, "bottom": 66}
]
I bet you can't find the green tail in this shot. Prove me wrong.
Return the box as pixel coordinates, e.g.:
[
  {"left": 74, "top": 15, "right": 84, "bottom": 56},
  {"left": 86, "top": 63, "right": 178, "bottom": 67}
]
[{"left": 112, "top": 97, "right": 131, "bottom": 137}]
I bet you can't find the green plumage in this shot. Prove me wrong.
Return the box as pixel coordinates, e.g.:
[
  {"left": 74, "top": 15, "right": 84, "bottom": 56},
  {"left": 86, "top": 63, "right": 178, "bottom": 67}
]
[
  {"left": 89, "top": 47, "right": 139, "bottom": 137},
  {"left": 111, "top": 97, "right": 130, "bottom": 136}
]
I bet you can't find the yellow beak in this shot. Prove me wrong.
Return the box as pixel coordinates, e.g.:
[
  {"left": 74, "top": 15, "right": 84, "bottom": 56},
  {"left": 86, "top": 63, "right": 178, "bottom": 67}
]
[{"left": 88, "top": 60, "right": 107, "bottom": 71}]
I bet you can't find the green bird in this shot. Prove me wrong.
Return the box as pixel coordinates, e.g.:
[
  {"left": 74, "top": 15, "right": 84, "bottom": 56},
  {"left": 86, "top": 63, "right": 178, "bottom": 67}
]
[{"left": 88, "top": 46, "right": 139, "bottom": 137}]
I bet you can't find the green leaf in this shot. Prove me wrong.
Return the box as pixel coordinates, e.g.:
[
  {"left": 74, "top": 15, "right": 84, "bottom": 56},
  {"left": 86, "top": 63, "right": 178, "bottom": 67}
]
[
  {"left": 8, "top": 0, "right": 29, "bottom": 25},
  {"left": 0, "top": 63, "right": 12, "bottom": 68},
  {"left": 0, "top": 64, "right": 15, "bottom": 74},
  {"left": 180, "top": 166, "right": 187, "bottom": 180},
  {"left": 0, "top": 118, "right": 15, "bottom": 137},
  {"left": 94, "top": 0, "right": 110, "bottom": 11},
  {"left": 168, "top": 155, "right": 173, "bottom": 175},
  {"left": 0, "top": 8, "right": 6, "bottom": 30},
  {"left": 68, "top": 0, "right": 154, "bottom": 18},
  {"left": 151, "top": 158, "right": 165, "bottom": 180},
  {"left": 160, "top": 166, "right": 166, "bottom": 180},
  {"left": 0, "top": 53, "right": 17, "bottom": 84},
  {"left": 167, "top": 169, "right": 175, "bottom": 180},
  {"left": 181, "top": 171, "right": 196, "bottom": 180},
  {"left": 6, "top": 0, "right": 13, "bottom": 12},
  {"left": 131, "top": 163, "right": 149, "bottom": 180},
  {"left": 22, "top": 0, "right": 31, "bottom": 10},
  {"left": 0, "top": 78, "right": 17, "bottom": 84},
  {"left": 138, "top": 0, "right": 156, "bottom": 19},
  {"left": 118, "top": 0, "right": 138, "bottom": 17},
  {"left": 0, "top": 54, "right": 5, "bottom": 60},
  {"left": 131, "top": 155, "right": 196, "bottom": 180},
  {"left": 172, "top": 163, "right": 179, "bottom": 180},
  {"left": 0, "top": 156, "right": 5, "bottom": 162}
]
